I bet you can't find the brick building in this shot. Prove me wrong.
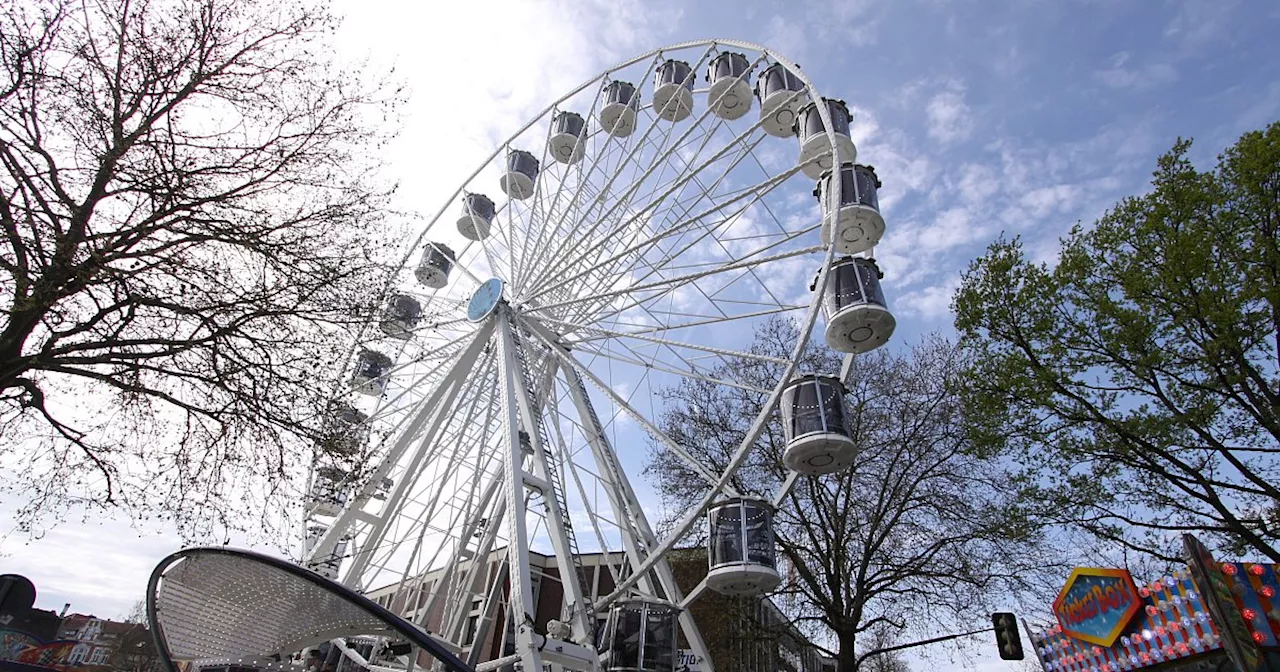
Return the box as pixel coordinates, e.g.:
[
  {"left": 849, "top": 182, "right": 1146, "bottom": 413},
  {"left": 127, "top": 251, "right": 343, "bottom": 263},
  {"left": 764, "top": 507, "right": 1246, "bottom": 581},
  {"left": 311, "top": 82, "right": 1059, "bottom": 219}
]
[{"left": 364, "top": 547, "right": 834, "bottom": 671}]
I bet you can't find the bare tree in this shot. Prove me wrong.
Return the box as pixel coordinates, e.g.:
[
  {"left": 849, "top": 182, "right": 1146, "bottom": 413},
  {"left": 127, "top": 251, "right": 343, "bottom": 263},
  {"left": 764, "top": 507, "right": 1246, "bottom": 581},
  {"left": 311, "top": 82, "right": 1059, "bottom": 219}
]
[
  {"left": 647, "top": 318, "right": 1059, "bottom": 672},
  {"left": 0, "top": 0, "right": 401, "bottom": 537}
]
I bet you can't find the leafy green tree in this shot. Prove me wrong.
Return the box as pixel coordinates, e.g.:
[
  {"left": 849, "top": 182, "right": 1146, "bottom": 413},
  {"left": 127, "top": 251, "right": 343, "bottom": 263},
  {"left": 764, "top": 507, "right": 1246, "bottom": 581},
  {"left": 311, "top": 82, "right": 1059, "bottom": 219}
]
[
  {"left": 647, "top": 318, "right": 1057, "bottom": 672},
  {"left": 0, "top": 0, "right": 400, "bottom": 536},
  {"left": 953, "top": 123, "right": 1280, "bottom": 562}
]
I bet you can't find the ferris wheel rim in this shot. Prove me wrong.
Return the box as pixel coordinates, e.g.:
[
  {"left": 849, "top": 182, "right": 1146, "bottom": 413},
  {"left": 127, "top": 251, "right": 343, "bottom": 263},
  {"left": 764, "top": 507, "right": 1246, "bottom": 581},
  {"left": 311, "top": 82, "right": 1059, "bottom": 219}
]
[{"left": 305, "top": 37, "right": 861, "bottom": 670}]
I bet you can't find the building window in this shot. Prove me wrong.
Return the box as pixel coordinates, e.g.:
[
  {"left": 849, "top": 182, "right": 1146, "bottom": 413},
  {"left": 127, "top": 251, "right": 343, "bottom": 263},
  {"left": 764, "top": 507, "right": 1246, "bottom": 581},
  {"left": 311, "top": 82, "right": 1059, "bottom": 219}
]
[
  {"left": 465, "top": 615, "right": 479, "bottom": 643},
  {"left": 68, "top": 644, "right": 90, "bottom": 664},
  {"left": 89, "top": 647, "right": 110, "bottom": 665}
]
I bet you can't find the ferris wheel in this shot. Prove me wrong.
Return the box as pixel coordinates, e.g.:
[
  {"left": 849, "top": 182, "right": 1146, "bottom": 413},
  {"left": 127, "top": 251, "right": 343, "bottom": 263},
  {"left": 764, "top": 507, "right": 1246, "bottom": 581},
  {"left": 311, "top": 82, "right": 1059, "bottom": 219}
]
[{"left": 300, "top": 39, "right": 896, "bottom": 672}]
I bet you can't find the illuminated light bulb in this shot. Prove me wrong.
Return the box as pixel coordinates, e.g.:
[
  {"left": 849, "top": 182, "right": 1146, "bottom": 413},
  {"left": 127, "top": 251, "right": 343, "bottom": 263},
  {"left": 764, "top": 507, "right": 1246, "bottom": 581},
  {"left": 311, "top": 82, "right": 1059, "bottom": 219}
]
[
  {"left": 1196, "top": 612, "right": 1209, "bottom": 624},
  {"left": 1163, "top": 646, "right": 1175, "bottom": 657},
  {"left": 1130, "top": 655, "right": 1140, "bottom": 665},
  {"left": 1139, "top": 586, "right": 1151, "bottom": 598},
  {"left": 1152, "top": 581, "right": 1165, "bottom": 592},
  {"left": 1171, "top": 594, "right": 1183, "bottom": 606},
  {"left": 1093, "top": 647, "right": 1103, "bottom": 656},
  {"left": 1155, "top": 626, "right": 1168, "bottom": 637},
  {"left": 1186, "top": 589, "right": 1198, "bottom": 600},
  {"left": 1143, "top": 629, "right": 1154, "bottom": 641},
  {"left": 1169, "top": 621, "right": 1182, "bottom": 632},
  {"left": 1222, "top": 563, "right": 1237, "bottom": 575},
  {"left": 1261, "top": 586, "right": 1275, "bottom": 598},
  {"left": 1249, "top": 564, "right": 1265, "bottom": 576},
  {"left": 1141, "top": 653, "right": 1151, "bottom": 663},
  {"left": 1181, "top": 616, "right": 1192, "bottom": 629},
  {"left": 1188, "top": 637, "right": 1201, "bottom": 649},
  {"left": 1252, "top": 631, "right": 1266, "bottom": 644},
  {"left": 1242, "top": 608, "right": 1257, "bottom": 621},
  {"left": 1146, "top": 605, "right": 1159, "bottom": 616},
  {"left": 1177, "top": 644, "right": 1189, "bottom": 655}
]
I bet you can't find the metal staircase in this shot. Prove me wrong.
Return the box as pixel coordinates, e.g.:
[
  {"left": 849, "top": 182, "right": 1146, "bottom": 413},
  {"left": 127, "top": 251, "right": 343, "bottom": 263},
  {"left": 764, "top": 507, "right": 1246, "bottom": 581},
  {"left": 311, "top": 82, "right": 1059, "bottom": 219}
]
[{"left": 510, "top": 325, "right": 593, "bottom": 641}]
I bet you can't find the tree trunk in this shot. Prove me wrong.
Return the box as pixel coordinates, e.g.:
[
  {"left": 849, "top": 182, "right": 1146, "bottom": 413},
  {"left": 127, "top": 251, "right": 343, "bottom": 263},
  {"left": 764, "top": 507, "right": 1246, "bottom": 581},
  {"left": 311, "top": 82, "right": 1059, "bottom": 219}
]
[{"left": 837, "top": 629, "right": 858, "bottom": 672}]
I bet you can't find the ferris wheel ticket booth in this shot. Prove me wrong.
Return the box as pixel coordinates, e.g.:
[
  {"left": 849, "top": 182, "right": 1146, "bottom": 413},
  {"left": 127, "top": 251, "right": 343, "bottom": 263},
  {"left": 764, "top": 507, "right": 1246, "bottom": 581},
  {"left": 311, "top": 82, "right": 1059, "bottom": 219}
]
[{"left": 1029, "top": 535, "right": 1280, "bottom": 672}]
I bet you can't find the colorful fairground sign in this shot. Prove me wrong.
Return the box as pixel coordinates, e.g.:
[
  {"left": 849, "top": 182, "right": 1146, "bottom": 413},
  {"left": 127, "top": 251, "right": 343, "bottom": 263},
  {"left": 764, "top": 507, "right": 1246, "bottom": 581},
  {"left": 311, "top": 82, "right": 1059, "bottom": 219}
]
[
  {"left": 1053, "top": 568, "right": 1143, "bottom": 647},
  {"left": 1029, "top": 542, "right": 1280, "bottom": 672}
]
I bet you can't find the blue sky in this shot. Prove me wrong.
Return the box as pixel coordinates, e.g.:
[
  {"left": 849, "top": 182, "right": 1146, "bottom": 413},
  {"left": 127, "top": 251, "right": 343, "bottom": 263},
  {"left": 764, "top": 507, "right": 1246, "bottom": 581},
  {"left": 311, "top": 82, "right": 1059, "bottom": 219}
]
[{"left": 3, "top": 0, "right": 1280, "bottom": 670}]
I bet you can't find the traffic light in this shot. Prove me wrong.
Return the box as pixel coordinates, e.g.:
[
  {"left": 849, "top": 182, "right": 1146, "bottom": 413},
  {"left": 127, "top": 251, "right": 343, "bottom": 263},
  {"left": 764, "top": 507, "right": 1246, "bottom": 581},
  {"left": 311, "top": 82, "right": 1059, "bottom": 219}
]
[{"left": 992, "top": 612, "right": 1024, "bottom": 661}]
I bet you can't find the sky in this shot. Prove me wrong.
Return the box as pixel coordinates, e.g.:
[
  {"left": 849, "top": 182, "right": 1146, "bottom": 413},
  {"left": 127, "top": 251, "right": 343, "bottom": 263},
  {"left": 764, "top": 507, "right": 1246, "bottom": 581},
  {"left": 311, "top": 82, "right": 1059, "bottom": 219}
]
[{"left": 3, "top": 0, "right": 1280, "bottom": 670}]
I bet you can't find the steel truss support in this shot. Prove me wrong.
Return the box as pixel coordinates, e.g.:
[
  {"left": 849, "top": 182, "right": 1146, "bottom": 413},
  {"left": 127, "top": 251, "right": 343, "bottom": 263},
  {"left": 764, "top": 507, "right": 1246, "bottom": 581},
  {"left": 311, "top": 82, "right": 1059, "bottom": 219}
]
[
  {"left": 528, "top": 318, "right": 715, "bottom": 672},
  {"left": 495, "top": 307, "right": 601, "bottom": 672},
  {"left": 308, "top": 321, "right": 496, "bottom": 586}
]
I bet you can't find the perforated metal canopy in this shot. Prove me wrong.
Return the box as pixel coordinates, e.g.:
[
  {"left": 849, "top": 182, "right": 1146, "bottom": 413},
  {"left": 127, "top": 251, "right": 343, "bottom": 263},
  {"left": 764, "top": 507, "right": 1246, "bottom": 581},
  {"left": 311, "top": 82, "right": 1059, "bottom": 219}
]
[{"left": 146, "top": 547, "right": 471, "bottom": 672}]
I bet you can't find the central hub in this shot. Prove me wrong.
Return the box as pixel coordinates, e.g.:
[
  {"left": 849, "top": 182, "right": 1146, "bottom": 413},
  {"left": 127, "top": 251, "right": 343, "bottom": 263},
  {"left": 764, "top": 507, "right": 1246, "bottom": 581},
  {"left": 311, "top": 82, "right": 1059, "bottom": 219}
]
[{"left": 467, "top": 278, "right": 505, "bottom": 322}]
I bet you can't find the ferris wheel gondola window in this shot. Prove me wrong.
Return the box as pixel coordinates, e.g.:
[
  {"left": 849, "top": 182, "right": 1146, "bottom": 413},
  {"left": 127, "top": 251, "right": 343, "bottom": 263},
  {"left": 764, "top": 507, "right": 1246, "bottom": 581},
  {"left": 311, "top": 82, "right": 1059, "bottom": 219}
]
[
  {"left": 707, "top": 498, "right": 781, "bottom": 597},
  {"left": 780, "top": 374, "right": 858, "bottom": 474},
  {"left": 706, "top": 52, "right": 753, "bottom": 120},
  {"left": 457, "top": 192, "right": 497, "bottom": 241},
  {"left": 755, "top": 62, "right": 808, "bottom": 137},
  {"left": 414, "top": 242, "right": 455, "bottom": 289},
  {"left": 815, "top": 163, "right": 884, "bottom": 255},
  {"left": 653, "top": 59, "right": 695, "bottom": 122},
  {"left": 501, "top": 149, "right": 540, "bottom": 200},
  {"left": 796, "top": 98, "right": 857, "bottom": 180},
  {"left": 379, "top": 293, "right": 422, "bottom": 339},
  {"left": 819, "top": 256, "right": 896, "bottom": 355},
  {"left": 549, "top": 111, "right": 588, "bottom": 165},
  {"left": 352, "top": 349, "right": 394, "bottom": 396},
  {"left": 600, "top": 80, "right": 640, "bottom": 138},
  {"left": 602, "top": 600, "right": 679, "bottom": 672}
]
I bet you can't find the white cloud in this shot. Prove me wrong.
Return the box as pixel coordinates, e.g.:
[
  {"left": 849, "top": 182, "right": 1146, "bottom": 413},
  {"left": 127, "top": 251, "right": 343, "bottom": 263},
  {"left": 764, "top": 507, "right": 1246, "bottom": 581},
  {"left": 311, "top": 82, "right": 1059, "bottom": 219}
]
[
  {"left": 926, "top": 90, "right": 974, "bottom": 144},
  {"left": 952, "top": 163, "right": 1000, "bottom": 206},
  {"left": 1019, "top": 184, "right": 1082, "bottom": 219},
  {"left": 1163, "top": 0, "right": 1241, "bottom": 49},
  {"left": 1095, "top": 52, "right": 1179, "bottom": 90},
  {"left": 894, "top": 275, "right": 960, "bottom": 320}
]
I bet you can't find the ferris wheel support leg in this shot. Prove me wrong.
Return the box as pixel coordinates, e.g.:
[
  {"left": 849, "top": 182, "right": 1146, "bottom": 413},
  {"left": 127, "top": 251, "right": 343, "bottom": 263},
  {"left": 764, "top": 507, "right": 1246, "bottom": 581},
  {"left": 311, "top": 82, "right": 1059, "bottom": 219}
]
[
  {"left": 495, "top": 308, "right": 546, "bottom": 672},
  {"left": 442, "top": 363, "right": 561, "bottom": 649},
  {"left": 502, "top": 320, "right": 596, "bottom": 647},
  {"left": 556, "top": 360, "right": 716, "bottom": 672}
]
